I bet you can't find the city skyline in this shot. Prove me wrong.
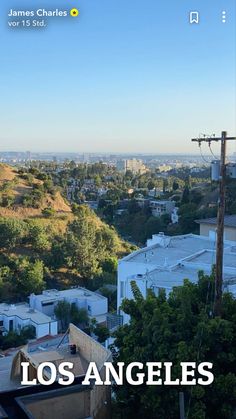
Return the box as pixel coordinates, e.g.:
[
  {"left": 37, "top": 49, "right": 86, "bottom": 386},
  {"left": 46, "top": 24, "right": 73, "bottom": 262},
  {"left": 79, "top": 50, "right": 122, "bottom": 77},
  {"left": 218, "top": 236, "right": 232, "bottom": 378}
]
[{"left": 0, "top": 0, "right": 235, "bottom": 154}]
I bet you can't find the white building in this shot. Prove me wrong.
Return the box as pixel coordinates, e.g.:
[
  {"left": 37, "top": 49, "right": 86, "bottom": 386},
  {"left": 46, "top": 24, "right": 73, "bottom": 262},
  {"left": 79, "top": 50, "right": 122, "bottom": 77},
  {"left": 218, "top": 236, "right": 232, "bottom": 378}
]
[
  {"left": 150, "top": 200, "right": 175, "bottom": 217},
  {"left": 171, "top": 207, "right": 179, "bottom": 224},
  {"left": 149, "top": 200, "right": 175, "bottom": 217},
  {"left": 117, "top": 232, "right": 236, "bottom": 324},
  {"left": 117, "top": 159, "right": 147, "bottom": 174},
  {"left": 30, "top": 287, "right": 108, "bottom": 324},
  {"left": 0, "top": 303, "right": 58, "bottom": 339}
]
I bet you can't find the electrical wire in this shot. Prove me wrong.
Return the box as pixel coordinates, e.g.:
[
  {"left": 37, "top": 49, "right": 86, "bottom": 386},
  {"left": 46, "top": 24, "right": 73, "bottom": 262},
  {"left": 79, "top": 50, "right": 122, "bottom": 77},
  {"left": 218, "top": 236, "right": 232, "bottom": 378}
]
[
  {"left": 208, "top": 143, "right": 218, "bottom": 160},
  {"left": 199, "top": 143, "right": 210, "bottom": 164}
]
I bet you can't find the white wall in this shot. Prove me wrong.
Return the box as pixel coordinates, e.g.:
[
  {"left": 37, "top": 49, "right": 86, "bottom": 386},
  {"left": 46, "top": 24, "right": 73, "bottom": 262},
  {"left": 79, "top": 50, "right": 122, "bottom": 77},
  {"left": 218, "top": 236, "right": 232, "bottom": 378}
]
[
  {"left": 117, "top": 260, "right": 154, "bottom": 323},
  {"left": 0, "top": 312, "right": 57, "bottom": 339},
  {"left": 36, "top": 323, "right": 50, "bottom": 339},
  {"left": 86, "top": 298, "right": 108, "bottom": 316},
  {"left": 30, "top": 293, "right": 108, "bottom": 318},
  {"left": 50, "top": 321, "right": 58, "bottom": 335}
]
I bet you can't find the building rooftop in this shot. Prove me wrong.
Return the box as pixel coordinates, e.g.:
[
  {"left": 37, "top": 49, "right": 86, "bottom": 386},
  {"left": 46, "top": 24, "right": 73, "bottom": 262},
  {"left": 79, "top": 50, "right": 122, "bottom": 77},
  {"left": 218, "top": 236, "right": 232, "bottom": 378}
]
[
  {"left": 33, "top": 287, "right": 106, "bottom": 303},
  {"left": 188, "top": 249, "right": 236, "bottom": 269},
  {"left": 129, "top": 264, "right": 236, "bottom": 294},
  {"left": 122, "top": 234, "right": 236, "bottom": 270},
  {"left": 150, "top": 200, "right": 172, "bottom": 204},
  {"left": 0, "top": 303, "right": 54, "bottom": 325},
  {"left": 196, "top": 215, "right": 236, "bottom": 228}
]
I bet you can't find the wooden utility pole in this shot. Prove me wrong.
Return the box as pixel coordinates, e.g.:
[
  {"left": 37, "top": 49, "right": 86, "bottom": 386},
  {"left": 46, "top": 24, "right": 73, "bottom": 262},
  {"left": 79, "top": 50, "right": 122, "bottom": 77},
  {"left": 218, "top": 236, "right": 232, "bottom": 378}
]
[
  {"left": 214, "top": 132, "right": 227, "bottom": 316},
  {"left": 192, "top": 131, "right": 236, "bottom": 316},
  {"left": 179, "top": 392, "right": 185, "bottom": 419}
]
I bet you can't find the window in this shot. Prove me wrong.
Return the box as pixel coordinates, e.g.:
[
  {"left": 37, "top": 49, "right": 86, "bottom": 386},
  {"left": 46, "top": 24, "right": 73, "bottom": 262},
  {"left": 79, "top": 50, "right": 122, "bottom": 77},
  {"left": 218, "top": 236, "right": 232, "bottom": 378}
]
[
  {"left": 120, "top": 282, "right": 125, "bottom": 298},
  {"left": 42, "top": 301, "right": 54, "bottom": 307},
  {"left": 9, "top": 319, "right": 14, "bottom": 331}
]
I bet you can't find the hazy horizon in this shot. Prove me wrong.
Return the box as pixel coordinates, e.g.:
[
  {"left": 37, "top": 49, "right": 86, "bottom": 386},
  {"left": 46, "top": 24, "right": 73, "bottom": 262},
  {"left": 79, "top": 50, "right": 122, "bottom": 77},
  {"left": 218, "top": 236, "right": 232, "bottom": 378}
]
[{"left": 0, "top": 148, "right": 230, "bottom": 158}]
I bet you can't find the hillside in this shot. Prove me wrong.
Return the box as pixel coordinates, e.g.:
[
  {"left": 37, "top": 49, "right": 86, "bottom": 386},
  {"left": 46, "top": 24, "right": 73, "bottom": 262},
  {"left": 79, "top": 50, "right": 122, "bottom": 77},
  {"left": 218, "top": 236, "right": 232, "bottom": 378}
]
[
  {"left": 0, "top": 164, "right": 71, "bottom": 218},
  {"left": 0, "top": 164, "right": 134, "bottom": 301}
]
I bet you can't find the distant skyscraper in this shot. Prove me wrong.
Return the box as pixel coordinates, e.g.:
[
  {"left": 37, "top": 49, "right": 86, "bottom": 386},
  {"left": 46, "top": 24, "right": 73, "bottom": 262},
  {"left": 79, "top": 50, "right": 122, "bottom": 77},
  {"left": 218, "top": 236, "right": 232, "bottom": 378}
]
[
  {"left": 26, "top": 151, "right": 31, "bottom": 162},
  {"left": 117, "top": 158, "right": 147, "bottom": 174}
]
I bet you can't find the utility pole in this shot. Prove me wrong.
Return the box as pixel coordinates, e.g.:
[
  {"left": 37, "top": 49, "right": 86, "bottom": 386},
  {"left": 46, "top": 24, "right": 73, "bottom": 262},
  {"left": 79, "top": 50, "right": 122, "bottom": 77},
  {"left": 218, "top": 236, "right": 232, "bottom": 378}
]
[
  {"left": 192, "top": 131, "right": 236, "bottom": 316},
  {"left": 179, "top": 392, "right": 185, "bottom": 419}
]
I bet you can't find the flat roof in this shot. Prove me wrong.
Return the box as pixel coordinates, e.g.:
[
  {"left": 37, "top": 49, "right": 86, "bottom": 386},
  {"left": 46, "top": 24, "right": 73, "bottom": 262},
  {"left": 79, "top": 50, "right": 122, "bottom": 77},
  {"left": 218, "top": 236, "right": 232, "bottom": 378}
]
[
  {"left": 33, "top": 287, "right": 106, "bottom": 303},
  {"left": 129, "top": 265, "right": 236, "bottom": 295},
  {"left": 189, "top": 250, "right": 236, "bottom": 268},
  {"left": 0, "top": 303, "right": 54, "bottom": 325},
  {"left": 121, "top": 234, "right": 236, "bottom": 270},
  {"left": 150, "top": 200, "right": 172, "bottom": 204}
]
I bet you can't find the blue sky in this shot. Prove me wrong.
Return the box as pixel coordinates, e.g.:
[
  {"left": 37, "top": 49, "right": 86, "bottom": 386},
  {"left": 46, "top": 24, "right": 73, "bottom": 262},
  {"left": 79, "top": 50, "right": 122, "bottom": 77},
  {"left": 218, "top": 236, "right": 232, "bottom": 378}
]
[{"left": 0, "top": 0, "right": 235, "bottom": 153}]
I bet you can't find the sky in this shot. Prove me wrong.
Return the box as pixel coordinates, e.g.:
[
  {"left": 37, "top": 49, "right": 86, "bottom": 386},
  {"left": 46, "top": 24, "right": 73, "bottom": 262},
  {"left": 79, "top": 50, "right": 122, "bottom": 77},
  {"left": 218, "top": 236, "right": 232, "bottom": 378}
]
[{"left": 0, "top": 0, "right": 236, "bottom": 154}]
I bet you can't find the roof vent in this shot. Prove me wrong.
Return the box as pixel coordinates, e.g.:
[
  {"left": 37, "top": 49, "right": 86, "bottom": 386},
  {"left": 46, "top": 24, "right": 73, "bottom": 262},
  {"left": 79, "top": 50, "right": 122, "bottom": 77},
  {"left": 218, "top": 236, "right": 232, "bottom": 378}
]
[{"left": 28, "top": 308, "right": 35, "bottom": 313}]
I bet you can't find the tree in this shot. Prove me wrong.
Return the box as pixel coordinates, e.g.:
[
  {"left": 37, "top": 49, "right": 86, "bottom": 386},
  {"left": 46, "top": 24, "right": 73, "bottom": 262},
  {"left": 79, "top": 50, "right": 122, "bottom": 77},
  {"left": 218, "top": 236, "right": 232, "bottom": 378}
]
[
  {"left": 112, "top": 272, "right": 236, "bottom": 419},
  {"left": 178, "top": 203, "right": 198, "bottom": 234},
  {"left": 101, "top": 257, "right": 118, "bottom": 274},
  {"left": 163, "top": 179, "right": 168, "bottom": 193},
  {"left": 172, "top": 181, "right": 179, "bottom": 191},
  {"left": 41, "top": 207, "right": 56, "bottom": 217},
  {"left": 55, "top": 301, "right": 89, "bottom": 332},
  {"left": 94, "top": 324, "right": 109, "bottom": 343},
  {"left": 64, "top": 218, "right": 101, "bottom": 278},
  {"left": 50, "top": 240, "right": 65, "bottom": 269},
  {"left": 147, "top": 180, "right": 155, "bottom": 191},
  {"left": 55, "top": 300, "right": 71, "bottom": 332},
  {"left": 0, "top": 218, "right": 26, "bottom": 250},
  {"left": 27, "top": 221, "right": 50, "bottom": 252},
  {"left": 181, "top": 186, "right": 190, "bottom": 204},
  {"left": 63, "top": 210, "right": 120, "bottom": 279},
  {"left": 20, "top": 325, "right": 36, "bottom": 340},
  {"left": 145, "top": 216, "right": 162, "bottom": 240},
  {"left": 127, "top": 200, "right": 140, "bottom": 215},
  {"left": 70, "top": 305, "right": 89, "bottom": 328},
  {"left": 0, "top": 325, "right": 36, "bottom": 350},
  {"left": 17, "top": 260, "right": 45, "bottom": 296}
]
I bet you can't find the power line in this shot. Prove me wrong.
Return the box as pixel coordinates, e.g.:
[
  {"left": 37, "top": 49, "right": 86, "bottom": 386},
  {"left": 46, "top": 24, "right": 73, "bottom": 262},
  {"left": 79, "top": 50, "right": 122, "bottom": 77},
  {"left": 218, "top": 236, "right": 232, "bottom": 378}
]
[
  {"left": 198, "top": 143, "right": 209, "bottom": 163},
  {"left": 208, "top": 143, "right": 218, "bottom": 160}
]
